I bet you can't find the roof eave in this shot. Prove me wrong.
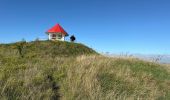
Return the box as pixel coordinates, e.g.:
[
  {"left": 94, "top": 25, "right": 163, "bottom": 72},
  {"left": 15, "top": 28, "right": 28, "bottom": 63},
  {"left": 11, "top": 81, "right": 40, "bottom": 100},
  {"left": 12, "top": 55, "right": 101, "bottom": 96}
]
[{"left": 46, "top": 32, "right": 69, "bottom": 36}]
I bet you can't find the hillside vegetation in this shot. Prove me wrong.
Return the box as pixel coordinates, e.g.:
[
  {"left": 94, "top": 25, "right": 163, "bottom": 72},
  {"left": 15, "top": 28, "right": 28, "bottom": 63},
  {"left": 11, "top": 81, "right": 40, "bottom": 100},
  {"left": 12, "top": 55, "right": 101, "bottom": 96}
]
[{"left": 0, "top": 40, "right": 170, "bottom": 100}]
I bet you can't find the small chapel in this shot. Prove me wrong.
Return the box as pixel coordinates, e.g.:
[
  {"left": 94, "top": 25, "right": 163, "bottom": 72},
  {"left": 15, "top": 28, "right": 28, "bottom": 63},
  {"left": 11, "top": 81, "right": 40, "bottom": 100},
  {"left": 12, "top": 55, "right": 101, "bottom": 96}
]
[{"left": 46, "top": 24, "right": 69, "bottom": 41}]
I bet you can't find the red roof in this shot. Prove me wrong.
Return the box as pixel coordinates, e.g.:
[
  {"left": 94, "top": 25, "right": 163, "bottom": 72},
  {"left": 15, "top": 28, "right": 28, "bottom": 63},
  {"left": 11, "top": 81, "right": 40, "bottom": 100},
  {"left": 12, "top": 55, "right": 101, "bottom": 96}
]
[{"left": 46, "top": 24, "right": 68, "bottom": 36}]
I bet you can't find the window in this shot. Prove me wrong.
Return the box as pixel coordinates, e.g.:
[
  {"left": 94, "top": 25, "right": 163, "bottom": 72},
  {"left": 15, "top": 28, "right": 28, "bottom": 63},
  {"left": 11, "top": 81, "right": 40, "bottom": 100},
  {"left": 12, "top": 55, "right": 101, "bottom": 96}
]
[
  {"left": 52, "top": 34, "right": 56, "bottom": 39},
  {"left": 57, "top": 34, "right": 62, "bottom": 39},
  {"left": 51, "top": 33, "right": 63, "bottom": 40}
]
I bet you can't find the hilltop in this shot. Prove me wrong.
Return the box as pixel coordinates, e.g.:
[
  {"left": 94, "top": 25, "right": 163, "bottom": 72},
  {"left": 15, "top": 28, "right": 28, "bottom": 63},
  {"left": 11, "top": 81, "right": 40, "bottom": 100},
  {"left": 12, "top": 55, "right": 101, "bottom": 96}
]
[
  {"left": 0, "top": 40, "right": 97, "bottom": 58},
  {"left": 0, "top": 41, "right": 170, "bottom": 100}
]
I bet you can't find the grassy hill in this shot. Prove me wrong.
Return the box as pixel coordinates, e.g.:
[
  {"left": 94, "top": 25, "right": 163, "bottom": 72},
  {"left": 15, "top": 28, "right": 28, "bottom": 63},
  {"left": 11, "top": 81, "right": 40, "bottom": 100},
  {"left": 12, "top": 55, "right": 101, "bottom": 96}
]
[{"left": 0, "top": 40, "right": 170, "bottom": 100}]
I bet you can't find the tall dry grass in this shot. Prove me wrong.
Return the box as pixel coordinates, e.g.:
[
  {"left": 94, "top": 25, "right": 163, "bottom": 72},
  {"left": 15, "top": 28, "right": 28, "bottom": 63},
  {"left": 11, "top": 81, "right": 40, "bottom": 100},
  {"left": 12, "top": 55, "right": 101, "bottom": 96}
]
[
  {"left": 51, "top": 55, "right": 170, "bottom": 100},
  {"left": 1, "top": 55, "right": 170, "bottom": 99},
  {"left": 0, "top": 41, "right": 170, "bottom": 99}
]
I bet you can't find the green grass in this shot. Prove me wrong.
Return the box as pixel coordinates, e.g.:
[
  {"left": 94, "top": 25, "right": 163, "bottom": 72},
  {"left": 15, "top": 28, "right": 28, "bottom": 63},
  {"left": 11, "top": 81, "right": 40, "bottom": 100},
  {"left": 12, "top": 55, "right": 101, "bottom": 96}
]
[{"left": 0, "top": 40, "right": 170, "bottom": 100}]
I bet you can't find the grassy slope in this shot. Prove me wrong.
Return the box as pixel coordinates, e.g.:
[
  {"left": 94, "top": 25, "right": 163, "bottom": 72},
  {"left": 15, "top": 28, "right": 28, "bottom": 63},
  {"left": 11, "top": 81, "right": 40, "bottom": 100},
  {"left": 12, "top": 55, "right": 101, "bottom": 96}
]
[{"left": 0, "top": 41, "right": 170, "bottom": 100}]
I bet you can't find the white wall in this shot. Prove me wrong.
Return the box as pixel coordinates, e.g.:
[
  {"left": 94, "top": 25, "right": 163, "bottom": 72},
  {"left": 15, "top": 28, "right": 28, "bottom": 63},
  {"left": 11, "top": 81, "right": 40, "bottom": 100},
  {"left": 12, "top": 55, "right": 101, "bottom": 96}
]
[
  {"left": 48, "top": 33, "right": 65, "bottom": 41},
  {"left": 61, "top": 36, "right": 65, "bottom": 41},
  {"left": 48, "top": 34, "right": 52, "bottom": 40}
]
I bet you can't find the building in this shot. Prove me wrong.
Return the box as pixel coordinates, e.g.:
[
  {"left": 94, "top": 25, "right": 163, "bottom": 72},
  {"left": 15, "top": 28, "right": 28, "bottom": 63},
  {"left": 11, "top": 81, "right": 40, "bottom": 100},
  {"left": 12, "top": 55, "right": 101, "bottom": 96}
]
[{"left": 46, "top": 24, "right": 69, "bottom": 41}]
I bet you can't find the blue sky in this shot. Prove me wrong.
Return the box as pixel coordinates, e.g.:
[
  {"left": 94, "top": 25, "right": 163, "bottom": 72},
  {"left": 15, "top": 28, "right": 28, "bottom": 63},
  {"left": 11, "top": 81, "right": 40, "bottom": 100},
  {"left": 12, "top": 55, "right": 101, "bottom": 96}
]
[{"left": 0, "top": 0, "right": 170, "bottom": 54}]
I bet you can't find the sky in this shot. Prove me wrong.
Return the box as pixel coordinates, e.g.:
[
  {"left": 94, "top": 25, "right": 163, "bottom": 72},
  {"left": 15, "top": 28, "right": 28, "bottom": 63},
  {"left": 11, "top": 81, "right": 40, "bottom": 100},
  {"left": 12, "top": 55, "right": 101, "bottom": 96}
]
[{"left": 0, "top": 0, "right": 170, "bottom": 54}]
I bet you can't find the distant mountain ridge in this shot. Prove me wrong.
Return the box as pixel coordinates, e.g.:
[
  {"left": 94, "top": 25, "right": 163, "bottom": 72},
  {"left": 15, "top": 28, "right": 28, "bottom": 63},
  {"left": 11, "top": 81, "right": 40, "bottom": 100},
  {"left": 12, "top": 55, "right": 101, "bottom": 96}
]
[
  {"left": 103, "top": 53, "right": 170, "bottom": 64},
  {"left": 134, "top": 54, "right": 170, "bottom": 64}
]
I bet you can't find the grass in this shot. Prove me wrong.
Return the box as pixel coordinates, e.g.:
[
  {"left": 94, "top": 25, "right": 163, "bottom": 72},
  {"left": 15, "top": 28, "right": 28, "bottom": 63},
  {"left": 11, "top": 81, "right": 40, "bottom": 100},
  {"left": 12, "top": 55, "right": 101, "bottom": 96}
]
[{"left": 0, "top": 40, "right": 170, "bottom": 100}]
